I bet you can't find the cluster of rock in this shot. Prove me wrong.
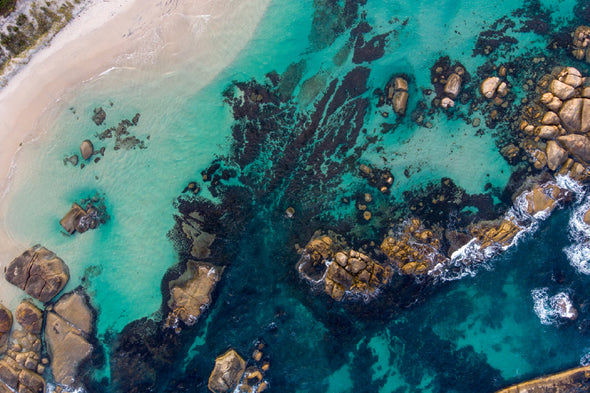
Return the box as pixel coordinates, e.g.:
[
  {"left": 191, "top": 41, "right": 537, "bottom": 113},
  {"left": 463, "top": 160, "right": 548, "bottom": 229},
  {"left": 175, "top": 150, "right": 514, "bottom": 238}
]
[
  {"left": 380, "top": 218, "right": 445, "bottom": 275},
  {"left": 165, "top": 261, "right": 222, "bottom": 330},
  {"left": 518, "top": 66, "right": 590, "bottom": 177},
  {"left": 0, "top": 300, "right": 46, "bottom": 393},
  {"left": 92, "top": 107, "right": 106, "bottom": 126},
  {"left": 432, "top": 64, "right": 465, "bottom": 109},
  {"left": 469, "top": 182, "right": 569, "bottom": 251},
  {"left": 358, "top": 163, "right": 394, "bottom": 194},
  {"left": 5, "top": 245, "right": 69, "bottom": 303},
  {"left": 381, "top": 76, "right": 409, "bottom": 116},
  {"left": 1, "top": 246, "right": 96, "bottom": 391},
  {"left": 495, "top": 365, "right": 590, "bottom": 393},
  {"left": 296, "top": 234, "right": 393, "bottom": 301},
  {"left": 60, "top": 203, "right": 101, "bottom": 234},
  {"left": 572, "top": 26, "right": 590, "bottom": 63},
  {"left": 480, "top": 76, "right": 509, "bottom": 102},
  {"left": 208, "top": 343, "right": 270, "bottom": 393},
  {"left": 44, "top": 291, "right": 94, "bottom": 387}
]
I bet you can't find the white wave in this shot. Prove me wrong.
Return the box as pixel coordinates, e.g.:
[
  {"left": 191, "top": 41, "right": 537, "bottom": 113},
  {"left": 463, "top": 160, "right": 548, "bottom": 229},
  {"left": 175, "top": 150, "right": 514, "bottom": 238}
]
[
  {"left": 46, "top": 383, "right": 86, "bottom": 393},
  {"left": 580, "top": 349, "right": 590, "bottom": 366},
  {"left": 531, "top": 288, "right": 577, "bottom": 325},
  {"left": 562, "top": 179, "right": 590, "bottom": 275}
]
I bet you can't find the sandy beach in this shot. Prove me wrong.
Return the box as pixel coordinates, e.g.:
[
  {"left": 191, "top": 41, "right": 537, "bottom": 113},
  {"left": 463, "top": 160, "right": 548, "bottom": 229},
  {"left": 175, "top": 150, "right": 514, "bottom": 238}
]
[{"left": 0, "top": 0, "right": 270, "bottom": 306}]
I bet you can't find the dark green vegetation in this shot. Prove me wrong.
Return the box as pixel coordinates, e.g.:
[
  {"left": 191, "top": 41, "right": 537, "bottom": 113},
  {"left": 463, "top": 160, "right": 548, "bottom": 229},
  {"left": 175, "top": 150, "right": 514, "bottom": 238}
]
[
  {"left": 0, "top": 2, "right": 76, "bottom": 70},
  {"left": 0, "top": 0, "right": 16, "bottom": 17}
]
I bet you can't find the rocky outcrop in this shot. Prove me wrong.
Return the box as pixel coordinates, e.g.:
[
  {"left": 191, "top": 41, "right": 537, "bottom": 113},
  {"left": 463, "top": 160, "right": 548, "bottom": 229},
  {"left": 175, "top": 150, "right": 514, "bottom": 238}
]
[
  {"left": 15, "top": 301, "right": 42, "bottom": 335},
  {"left": 208, "top": 349, "right": 246, "bottom": 393},
  {"left": 495, "top": 365, "right": 590, "bottom": 393},
  {"left": 324, "top": 249, "right": 393, "bottom": 301},
  {"left": 297, "top": 234, "right": 392, "bottom": 301},
  {"left": 520, "top": 67, "right": 590, "bottom": 174},
  {"left": 480, "top": 76, "right": 508, "bottom": 99},
  {"left": 5, "top": 245, "right": 69, "bottom": 303},
  {"left": 524, "top": 183, "right": 569, "bottom": 215},
  {"left": 0, "top": 304, "right": 11, "bottom": 352},
  {"left": 471, "top": 219, "right": 521, "bottom": 250},
  {"left": 572, "top": 26, "right": 590, "bottom": 63},
  {"left": 444, "top": 73, "right": 462, "bottom": 99},
  {"left": 380, "top": 218, "right": 446, "bottom": 275},
  {"left": 60, "top": 203, "right": 100, "bottom": 234},
  {"left": 44, "top": 291, "right": 94, "bottom": 388},
  {"left": 165, "top": 261, "right": 222, "bottom": 328},
  {"left": 0, "top": 300, "right": 47, "bottom": 393},
  {"left": 179, "top": 212, "right": 216, "bottom": 259}
]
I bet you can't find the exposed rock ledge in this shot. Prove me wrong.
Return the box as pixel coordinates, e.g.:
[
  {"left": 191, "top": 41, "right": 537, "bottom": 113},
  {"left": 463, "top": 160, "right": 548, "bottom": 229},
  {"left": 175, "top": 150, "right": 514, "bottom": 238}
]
[{"left": 495, "top": 365, "right": 590, "bottom": 393}]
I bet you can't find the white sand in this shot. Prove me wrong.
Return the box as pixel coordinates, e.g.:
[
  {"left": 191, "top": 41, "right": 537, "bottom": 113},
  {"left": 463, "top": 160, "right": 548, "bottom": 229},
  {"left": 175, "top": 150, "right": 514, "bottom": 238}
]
[{"left": 0, "top": 0, "right": 270, "bottom": 305}]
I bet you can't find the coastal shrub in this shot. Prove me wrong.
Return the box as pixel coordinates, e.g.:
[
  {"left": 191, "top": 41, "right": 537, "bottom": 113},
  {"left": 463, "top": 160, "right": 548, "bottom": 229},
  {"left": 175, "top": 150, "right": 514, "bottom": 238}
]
[{"left": 0, "top": 0, "right": 16, "bottom": 16}]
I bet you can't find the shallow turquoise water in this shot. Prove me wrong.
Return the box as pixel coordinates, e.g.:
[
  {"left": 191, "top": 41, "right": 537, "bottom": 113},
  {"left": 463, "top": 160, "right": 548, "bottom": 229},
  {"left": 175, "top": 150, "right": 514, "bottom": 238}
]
[{"left": 2, "top": 0, "right": 590, "bottom": 392}]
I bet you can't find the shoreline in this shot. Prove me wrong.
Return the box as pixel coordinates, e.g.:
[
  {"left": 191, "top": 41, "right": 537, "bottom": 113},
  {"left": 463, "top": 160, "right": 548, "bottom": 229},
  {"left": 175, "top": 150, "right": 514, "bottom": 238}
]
[{"left": 0, "top": 0, "right": 272, "bottom": 307}]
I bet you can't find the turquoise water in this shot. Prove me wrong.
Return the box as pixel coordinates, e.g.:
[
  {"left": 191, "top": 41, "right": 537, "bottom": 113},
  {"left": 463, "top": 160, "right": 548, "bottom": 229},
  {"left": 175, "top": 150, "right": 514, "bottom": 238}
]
[{"left": 2, "top": 0, "right": 590, "bottom": 392}]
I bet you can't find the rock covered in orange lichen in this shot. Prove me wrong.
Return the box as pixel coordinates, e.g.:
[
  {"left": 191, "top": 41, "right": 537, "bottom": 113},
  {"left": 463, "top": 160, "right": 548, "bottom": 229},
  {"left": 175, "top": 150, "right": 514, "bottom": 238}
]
[
  {"left": 297, "top": 234, "right": 392, "bottom": 301},
  {"left": 324, "top": 249, "right": 393, "bottom": 301},
  {"left": 470, "top": 219, "right": 521, "bottom": 250},
  {"left": 524, "top": 183, "right": 569, "bottom": 215},
  {"left": 380, "top": 218, "right": 446, "bottom": 275}
]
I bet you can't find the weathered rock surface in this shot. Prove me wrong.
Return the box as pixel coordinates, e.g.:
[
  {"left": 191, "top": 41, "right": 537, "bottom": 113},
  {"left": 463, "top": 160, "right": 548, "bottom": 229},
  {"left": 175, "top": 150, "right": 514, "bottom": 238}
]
[
  {"left": 524, "top": 183, "right": 568, "bottom": 215},
  {"left": 45, "top": 291, "right": 94, "bottom": 387},
  {"left": 60, "top": 203, "right": 99, "bottom": 234},
  {"left": 572, "top": 26, "right": 590, "bottom": 63},
  {"left": 208, "top": 349, "right": 246, "bottom": 393},
  {"left": 297, "top": 234, "right": 392, "bottom": 301},
  {"left": 557, "top": 134, "right": 590, "bottom": 162},
  {"left": 324, "top": 249, "right": 392, "bottom": 301},
  {"left": 559, "top": 98, "right": 590, "bottom": 134},
  {"left": 0, "top": 304, "right": 11, "bottom": 351},
  {"left": 444, "top": 73, "right": 462, "bottom": 98},
  {"left": 15, "top": 301, "right": 42, "bottom": 335},
  {"left": 5, "top": 245, "right": 69, "bottom": 302},
  {"left": 471, "top": 219, "right": 521, "bottom": 250},
  {"left": 546, "top": 141, "right": 568, "bottom": 171},
  {"left": 166, "top": 261, "right": 221, "bottom": 327},
  {"left": 550, "top": 79, "right": 575, "bottom": 101},
  {"left": 495, "top": 365, "right": 590, "bottom": 393},
  {"left": 480, "top": 76, "right": 500, "bottom": 98},
  {"left": 380, "top": 218, "right": 445, "bottom": 275},
  {"left": 80, "top": 140, "right": 94, "bottom": 160},
  {"left": 392, "top": 76, "right": 409, "bottom": 116}
]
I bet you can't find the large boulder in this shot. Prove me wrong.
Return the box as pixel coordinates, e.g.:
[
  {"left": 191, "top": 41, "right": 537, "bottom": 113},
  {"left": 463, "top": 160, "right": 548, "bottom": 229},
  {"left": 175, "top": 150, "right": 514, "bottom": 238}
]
[
  {"left": 546, "top": 141, "right": 568, "bottom": 171},
  {"left": 166, "top": 261, "right": 221, "bottom": 326},
  {"left": 444, "top": 73, "right": 462, "bottom": 98},
  {"left": 480, "top": 77, "right": 500, "bottom": 99},
  {"left": 557, "top": 134, "right": 590, "bottom": 162},
  {"left": 550, "top": 79, "right": 575, "bottom": 101},
  {"left": 44, "top": 291, "right": 94, "bottom": 387},
  {"left": 0, "top": 357, "right": 45, "bottom": 393},
  {"left": 60, "top": 203, "right": 98, "bottom": 234},
  {"left": 392, "top": 76, "right": 409, "bottom": 116},
  {"left": 5, "top": 245, "right": 69, "bottom": 302},
  {"left": 80, "top": 140, "right": 94, "bottom": 160},
  {"left": 559, "top": 98, "right": 590, "bottom": 133},
  {"left": 208, "top": 349, "right": 246, "bottom": 393},
  {"left": 15, "top": 300, "right": 42, "bottom": 335}
]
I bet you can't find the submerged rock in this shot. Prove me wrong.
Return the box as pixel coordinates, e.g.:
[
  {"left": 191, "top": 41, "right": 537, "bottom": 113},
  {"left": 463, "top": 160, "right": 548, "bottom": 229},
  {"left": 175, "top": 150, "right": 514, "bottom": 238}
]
[
  {"left": 165, "top": 261, "right": 222, "bottom": 327},
  {"left": 92, "top": 107, "right": 106, "bottom": 126},
  {"left": 44, "top": 291, "right": 94, "bottom": 388},
  {"left": 5, "top": 245, "right": 69, "bottom": 302},
  {"left": 208, "top": 349, "right": 246, "bottom": 393}
]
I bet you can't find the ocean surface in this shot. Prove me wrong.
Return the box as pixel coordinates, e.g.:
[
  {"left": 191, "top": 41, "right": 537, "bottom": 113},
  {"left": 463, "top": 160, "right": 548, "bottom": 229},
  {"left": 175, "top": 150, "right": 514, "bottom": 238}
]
[{"left": 2, "top": 0, "right": 590, "bottom": 392}]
